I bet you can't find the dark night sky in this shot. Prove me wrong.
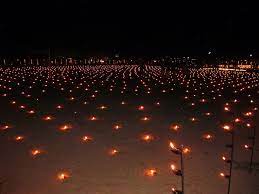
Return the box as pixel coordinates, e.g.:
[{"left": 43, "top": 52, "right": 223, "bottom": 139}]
[{"left": 0, "top": 1, "right": 258, "bottom": 56}]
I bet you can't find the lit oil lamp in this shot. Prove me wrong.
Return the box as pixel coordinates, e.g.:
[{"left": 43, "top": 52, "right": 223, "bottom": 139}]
[
  {"left": 234, "top": 118, "right": 241, "bottom": 123},
  {"left": 219, "top": 172, "right": 230, "bottom": 179},
  {"left": 202, "top": 133, "right": 214, "bottom": 141},
  {"left": 30, "top": 149, "right": 43, "bottom": 157},
  {"left": 169, "top": 124, "right": 181, "bottom": 132},
  {"left": 141, "top": 134, "right": 154, "bottom": 142},
  {"left": 56, "top": 105, "right": 64, "bottom": 110},
  {"left": 222, "top": 124, "right": 232, "bottom": 132},
  {"left": 141, "top": 116, "right": 150, "bottom": 121},
  {"left": 144, "top": 168, "right": 157, "bottom": 177},
  {"left": 27, "top": 110, "right": 35, "bottom": 114},
  {"left": 205, "top": 112, "right": 211, "bottom": 116},
  {"left": 0, "top": 125, "right": 11, "bottom": 131},
  {"left": 246, "top": 123, "right": 251, "bottom": 128},
  {"left": 109, "top": 148, "right": 119, "bottom": 156},
  {"left": 42, "top": 115, "right": 54, "bottom": 121},
  {"left": 89, "top": 116, "right": 97, "bottom": 121},
  {"left": 14, "top": 135, "right": 25, "bottom": 142},
  {"left": 182, "top": 148, "right": 191, "bottom": 154},
  {"left": 113, "top": 124, "right": 122, "bottom": 130},
  {"left": 224, "top": 106, "right": 230, "bottom": 112},
  {"left": 244, "top": 112, "right": 253, "bottom": 117},
  {"left": 59, "top": 124, "right": 72, "bottom": 131},
  {"left": 222, "top": 155, "right": 231, "bottom": 163},
  {"left": 98, "top": 105, "right": 107, "bottom": 110},
  {"left": 82, "top": 135, "right": 93, "bottom": 142},
  {"left": 19, "top": 105, "right": 26, "bottom": 109},
  {"left": 171, "top": 187, "right": 182, "bottom": 194},
  {"left": 244, "top": 144, "right": 252, "bottom": 150},
  {"left": 138, "top": 105, "right": 145, "bottom": 111},
  {"left": 68, "top": 97, "right": 75, "bottom": 101},
  {"left": 57, "top": 172, "right": 70, "bottom": 182},
  {"left": 190, "top": 117, "right": 197, "bottom": 122},
  {"left": 170, "top": 164, "right": 182, "bottom": 176}
]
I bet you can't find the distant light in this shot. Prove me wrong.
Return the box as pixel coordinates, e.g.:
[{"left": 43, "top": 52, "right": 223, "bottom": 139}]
[{"left": 208, "top": 51, "right": 212, "bottom": 55}]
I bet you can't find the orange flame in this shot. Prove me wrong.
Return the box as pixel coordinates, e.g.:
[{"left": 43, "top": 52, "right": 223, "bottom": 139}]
[
  {"left": 141, "top": 134, "right": 154, "bottom": 142},
  {"left": 31, "top": 149, "right": 42, "bottom": 157},
  {"left": 14, "top": 135, "right": 24, "bottom": 142},
  {"left": 82, "top": 135, "right": 93, "bottom": 142},
  {"left": 138, "top": 105, "right": 145, "bottom": 111},
  {"left": 59, "top": 124, "right": 72, "bottom": 131},
  {"left": 109, "top": 148, "right": 119, "bottom": 156},
  {"left": 57, "top": 172, "right": 70, "bottom": 181},
  {"left": 145, "top": 168, "right": 157, "bottom": 177}
]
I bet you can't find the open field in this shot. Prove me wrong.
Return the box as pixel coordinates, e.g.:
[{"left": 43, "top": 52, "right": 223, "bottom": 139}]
[{"left": 0, "top": 65, "right": 258, "bottom": 194}]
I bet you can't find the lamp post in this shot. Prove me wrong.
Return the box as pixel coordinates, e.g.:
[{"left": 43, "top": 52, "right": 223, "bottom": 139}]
[
  {"left": 220, "top": 124, "right": 234, "bottom": 194},
  {"left": 249, "top": 126, "right": 256, "bottom": 171},
  {"left": 169, "top": 142, "right": 190, "bottom": 194},
  {"left": 243, "top": 111, "right": 256, "bottom": 172}
]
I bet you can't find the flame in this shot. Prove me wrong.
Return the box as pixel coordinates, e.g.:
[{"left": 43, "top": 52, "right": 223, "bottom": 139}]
[
  {"left": 109, "top": 148, "right": 119, "bottom": 156},
  {"left": 190, "top": 117, "right": 196, "bottom": 122},
  {"left": 89, "top": 116, "right": 97, "bottom": 121},
  {"left": 141, "top": 134, "right": 154, "bottom": 142},
  {"left": 203, "top": 134, "right": 213, "bottom": 140},
  {"left": 19, "top": 105, "right": 26, "bottom": 109},
  {"left": 234, "top": 118, "right": 241, "bottom": 123},
  {"left": 43, "top": 115, "right": 53, "bottom": 121},
  {"left": 14, "top": 135, "right": 24, "bottom": 141},
  {"left": 244, "top": 112, "right": 253, "bottom": 117},
  {"left": 82, "top": 135, "right": 93, "bottom": 142},
  {"left": 28, "top": 110, "right": 35, "bottom": 114},
  {"left": 170, "top": 164, "right": 176, "bottom": 171},
  {"left": 145, "top": 169, "right": 157, "bottom": 177},
  {"left": 170, "top": 124, "right": 181, "bottom": 131},
  {"left": 141, "top": 117, "right": 150, "bottom": 121},
  {"left": 113, "top": 124, "right": 122, "bottom": 130},
  {"left": 223, "top": 125, "right": 231, "bottom": 131},
  {"left": 31, "top": 149, "right": 42, "bottom": 156},
  {"left": 224, "top": 107, "right": 230, "bottom": 111},
  {"left": 56, "top": 105, "right": 63, "bottom": 109},
  {"left": 99, "top": 105, "right": 107, "bottom": 110},
  {"left": 169, "top": 142, "right": 177, "bottom": 150},
  {"left": 59, "top": 124, "right": 72, "bottom": 131},
  {"left": 183, "top": 147, "right": 191, "bottom": 154},
  {"left": 57, "top": 172, "right": 70, "bottom": 181},
  {"left": 138, "top": 105, "right": 145, "bottom": 111},
  {"left": 1, "top": 125, "right": 11, "bottom": 130}
]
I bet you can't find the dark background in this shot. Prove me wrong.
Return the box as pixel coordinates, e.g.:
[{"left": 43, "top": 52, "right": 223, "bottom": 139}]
[{"left": 0, "top": 1, "right": 258, "bottom": 56}]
